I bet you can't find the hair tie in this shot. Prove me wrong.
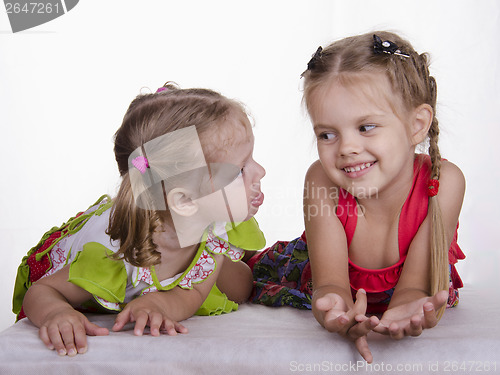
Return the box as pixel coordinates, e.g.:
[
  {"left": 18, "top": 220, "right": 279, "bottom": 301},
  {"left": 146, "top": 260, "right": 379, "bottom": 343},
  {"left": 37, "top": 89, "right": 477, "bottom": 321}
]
[
  {"left": 307, "top": 46, "right": 323, "bottom": 71},
  {"left": 132, "top": 156, "right": 149, "bottom": 174},
  {"left": 373, "top": 34, "right": 409, "bottom": 58},
  {"left": 428, "top": 179, "right": 439, "bottom": 197}
]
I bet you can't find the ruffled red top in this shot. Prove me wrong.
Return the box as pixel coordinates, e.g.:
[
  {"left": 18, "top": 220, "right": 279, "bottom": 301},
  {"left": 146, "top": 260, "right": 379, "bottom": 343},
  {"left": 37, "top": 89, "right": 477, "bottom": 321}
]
[{"left": 336, "top": 154, "right": 465, "bottom": 297}]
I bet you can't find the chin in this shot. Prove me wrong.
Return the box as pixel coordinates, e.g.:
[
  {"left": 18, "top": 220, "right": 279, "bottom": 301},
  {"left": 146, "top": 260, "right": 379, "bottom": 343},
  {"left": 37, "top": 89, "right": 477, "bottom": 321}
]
[{"left": 242, "top": 207, "right": 258, "bottom": 222}]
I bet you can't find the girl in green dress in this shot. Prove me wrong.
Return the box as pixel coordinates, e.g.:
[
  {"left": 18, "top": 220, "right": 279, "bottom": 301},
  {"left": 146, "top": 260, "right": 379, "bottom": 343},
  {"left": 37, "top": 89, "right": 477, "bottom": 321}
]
[{"left": 14, "top": 83, "right": 266, "bottom": 357}]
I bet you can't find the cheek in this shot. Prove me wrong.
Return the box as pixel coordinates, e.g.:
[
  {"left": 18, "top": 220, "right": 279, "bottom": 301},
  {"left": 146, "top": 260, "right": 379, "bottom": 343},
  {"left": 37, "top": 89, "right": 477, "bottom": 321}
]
[
  {"left": 318, "top": 145, "right": 337, "bottom": 165},
  {"left": 223, "top": 176, "right": 250, "bottom": 222},
  {"left": 242, "top": 174, "right": 253, "bottom": 196}
]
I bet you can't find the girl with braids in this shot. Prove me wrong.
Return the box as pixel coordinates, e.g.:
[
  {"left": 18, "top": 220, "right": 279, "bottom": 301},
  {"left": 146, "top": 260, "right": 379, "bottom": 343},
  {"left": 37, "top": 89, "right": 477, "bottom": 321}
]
[
  {"left": 250, "top": 31, "right": 465, "bottom": 362},
  {"left": 13, "top": 83, "right": 266, "bottom": 356}
]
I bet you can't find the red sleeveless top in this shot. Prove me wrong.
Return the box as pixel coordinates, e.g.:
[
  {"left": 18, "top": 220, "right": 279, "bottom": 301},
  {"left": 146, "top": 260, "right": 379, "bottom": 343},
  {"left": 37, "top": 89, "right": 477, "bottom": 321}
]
[{"left": 336, "top": 155, "right": 464, "bottom": 309}]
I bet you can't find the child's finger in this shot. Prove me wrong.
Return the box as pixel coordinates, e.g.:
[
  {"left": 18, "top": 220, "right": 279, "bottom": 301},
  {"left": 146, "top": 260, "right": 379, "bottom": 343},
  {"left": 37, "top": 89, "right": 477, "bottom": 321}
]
[
  {"left": 315, "top": 295, "right": 336, "bottom": 312},
  {"left": 133, "top": 312, "right": 149, "bottom": 336},
  {"left": 347, "top": 315, "right": 379, "bottom": 340},
  {"left": 407, "top": 315, "right": 423, "bottom": 337},
  {"left": 113, "top": 308, "right": 132, "bottom": 332},
  {"left": 352, "top": 289, "right": 367, "bottom": 315},
  {"left": 46, "top": 324, "right": 67, "bottom": 356},
  {"left": 174, "top": 321, "right": 188, "bottom": 334},
  {"left": 427, "top": 290, "right": 448, "bottom": 320},
  {"left": 84, "top": 319, "right": 109, "bottom": 337},
  {"left": 39, "top": 326, "right": 55, "bottom": 350},
  {"left": 323, "top": 313, "right": 349, "bottom": 333},
  {"left": 422, "top": 302, "right": 438, "bottom": 329},
  {"left": 433, "top": 290, "right": 448, "bottom": 308},
  {"left": 161, "top": 319, "right": 179, "bottom": 336},
  {"left": 72, "top": 322, "right": 89, "bottom": 355},
  {"left": 354, "top": 336, "right": 373, "bottom": 364},
  {"left": 331, "top": 289, "right": 368, "bottom": 335},
  {"left": 149, "top": 312, "right": 164, "bottom": 337},
  {"left": 388, "top": 322, "right": 404, "bottom": 340},
  {"left": 60, "top": 323, "right": 81, "bottom": 357}
]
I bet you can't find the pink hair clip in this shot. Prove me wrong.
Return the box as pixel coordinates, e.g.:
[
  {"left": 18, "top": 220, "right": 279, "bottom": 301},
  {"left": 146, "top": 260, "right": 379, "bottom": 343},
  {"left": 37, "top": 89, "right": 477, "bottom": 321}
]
[
  {"left": 427, "top": 179, "right": 439, "bottom": 197},
  {"left": 132, "top": 156, "right": 149, "bottom": 174},
  {"left": 156, "top": 87, "right": 167, "bottom": 93}
]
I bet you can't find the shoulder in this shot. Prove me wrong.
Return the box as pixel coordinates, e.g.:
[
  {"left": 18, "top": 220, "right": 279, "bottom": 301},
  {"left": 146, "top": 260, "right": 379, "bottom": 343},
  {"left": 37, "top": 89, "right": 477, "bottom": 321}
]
[
  {"left": 304, "top": 160, "right": 341, "bottom": 204},
  {"left": 305, "top": 159, "right": 328, "bottom": 182},
  {"left": 438, "top": 160, "right": 466, "bottom": 207},
  {"left": 433, "top": 160, "right": 466, "bottom": 235}
]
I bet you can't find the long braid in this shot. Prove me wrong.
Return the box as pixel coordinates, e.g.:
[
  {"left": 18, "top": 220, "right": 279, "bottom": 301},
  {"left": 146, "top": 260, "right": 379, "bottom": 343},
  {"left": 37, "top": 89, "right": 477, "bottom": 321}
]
[{"left": 427, "top": 76, "right": 448, "bottom": 319}]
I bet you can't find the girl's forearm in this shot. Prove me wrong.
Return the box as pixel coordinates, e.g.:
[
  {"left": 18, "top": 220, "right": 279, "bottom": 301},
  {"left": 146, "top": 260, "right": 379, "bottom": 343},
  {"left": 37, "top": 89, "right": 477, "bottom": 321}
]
[
  {"left": 164, "top": 287, "right": 206, "bottom": 321},
  {"left": 23, "top": 283, "right": 76, "bottom": 327}
]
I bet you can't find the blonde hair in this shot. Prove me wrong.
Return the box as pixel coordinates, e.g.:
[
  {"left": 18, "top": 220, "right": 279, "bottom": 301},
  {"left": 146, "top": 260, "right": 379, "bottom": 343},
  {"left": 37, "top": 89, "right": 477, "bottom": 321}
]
[
  {"left": 107, "top": 83, "right": 249, "bottom": 267},
  {"left": 302, "top": 32, "right": 447, "bottom": 317}
]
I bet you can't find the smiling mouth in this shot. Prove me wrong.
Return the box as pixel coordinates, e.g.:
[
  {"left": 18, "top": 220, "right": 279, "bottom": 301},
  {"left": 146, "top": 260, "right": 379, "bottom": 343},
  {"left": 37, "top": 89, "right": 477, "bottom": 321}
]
[{"left": 342, "top": 162, "right": 375, "bottom": 173}]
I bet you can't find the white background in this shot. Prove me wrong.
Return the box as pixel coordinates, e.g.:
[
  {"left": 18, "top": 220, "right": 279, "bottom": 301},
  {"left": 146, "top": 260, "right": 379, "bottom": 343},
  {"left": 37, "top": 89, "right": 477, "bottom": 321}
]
[{"left": 0, "top": 0, "right": 498, "bottom": 332}]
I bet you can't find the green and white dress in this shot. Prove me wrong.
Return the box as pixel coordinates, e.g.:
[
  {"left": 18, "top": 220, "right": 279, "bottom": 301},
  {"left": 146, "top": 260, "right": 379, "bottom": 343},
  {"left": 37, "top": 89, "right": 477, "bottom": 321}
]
[{"left": 13, "top": 196, "right": 265, "bottom": 320}]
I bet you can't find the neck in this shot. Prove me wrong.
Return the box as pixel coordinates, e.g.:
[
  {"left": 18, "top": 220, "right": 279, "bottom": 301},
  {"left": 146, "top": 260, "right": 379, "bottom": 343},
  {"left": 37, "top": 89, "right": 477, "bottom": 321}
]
[
  {"left": 356, "top": 159, "right": 415, "bottom": 222},
  {"left": 151, "top": 223, "right": 199, "bottom": 280},
  {"left": 164, "top": 210, "right": 211, "bottom": 249}
]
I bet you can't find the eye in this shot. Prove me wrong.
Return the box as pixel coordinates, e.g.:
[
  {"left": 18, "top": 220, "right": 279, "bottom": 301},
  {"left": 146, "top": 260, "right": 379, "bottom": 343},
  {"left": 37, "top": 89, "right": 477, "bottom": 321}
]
[
  {"left": 236, "top": 167, "right": 244, "bottom": 178},
  {"left": 359, "top": 124, "right": 376, "bottom": 133},
  {"left": 318, "top": 132, "right": 336, "bottom": 141}
]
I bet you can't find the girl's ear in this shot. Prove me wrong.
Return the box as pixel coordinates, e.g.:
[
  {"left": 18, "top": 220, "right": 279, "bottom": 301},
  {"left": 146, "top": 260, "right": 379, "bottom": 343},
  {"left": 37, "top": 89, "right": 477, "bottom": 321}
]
[
  {"left": 410, "top": 103, "right": 433, "bottom": 145},
  {"left": 166, "top": 188, "right": 198, "bottom": 217}
]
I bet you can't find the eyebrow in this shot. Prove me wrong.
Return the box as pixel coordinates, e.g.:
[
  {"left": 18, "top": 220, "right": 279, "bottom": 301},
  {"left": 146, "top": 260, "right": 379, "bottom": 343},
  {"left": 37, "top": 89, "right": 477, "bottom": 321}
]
[{"left": 313, "top": 113, "right": 385, "bottom": 130}]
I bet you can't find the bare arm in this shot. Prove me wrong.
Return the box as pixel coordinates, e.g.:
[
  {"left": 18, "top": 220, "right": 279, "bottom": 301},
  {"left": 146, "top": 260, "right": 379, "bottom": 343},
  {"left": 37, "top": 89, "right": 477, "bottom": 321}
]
[
  {"left": 216, "top": 257, "right": 253, "bottom": 303},
  {"left": 376, "top": 160, "right": 466, "bottom": 337},
  {"left": 305, "top": 161, "right": 352, "bottom": 315},
  {"left": 304, "top": 161, "right": 378, "bottom": 363}
]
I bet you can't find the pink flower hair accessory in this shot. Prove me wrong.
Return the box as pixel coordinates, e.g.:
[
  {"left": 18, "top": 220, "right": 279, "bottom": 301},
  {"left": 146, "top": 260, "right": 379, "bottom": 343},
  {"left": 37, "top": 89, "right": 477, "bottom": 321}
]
[
  {"left": 428, "top": 179, "right": 439, "bottom": 197},
  {"left": 132, "top": 156, "right": 149, "bottom": 174}
]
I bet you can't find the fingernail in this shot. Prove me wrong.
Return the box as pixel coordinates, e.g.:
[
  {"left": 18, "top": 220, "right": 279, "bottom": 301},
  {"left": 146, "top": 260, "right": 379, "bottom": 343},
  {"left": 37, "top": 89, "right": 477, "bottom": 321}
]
[
  {"left": 67, "top": 348, "right": 77, "bottom": 357},
  {"left": 424, "top": 304, "right": 433, "bottom": 312},
  {"left": 57, "top": 349, "right": 66, "bottom": 356},
  {"left": 78, "top": 347, "right": 87, "bottom": 354}
]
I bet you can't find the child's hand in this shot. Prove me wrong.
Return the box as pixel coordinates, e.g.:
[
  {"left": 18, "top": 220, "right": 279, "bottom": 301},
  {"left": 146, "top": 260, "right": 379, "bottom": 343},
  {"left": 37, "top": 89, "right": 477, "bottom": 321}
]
[
  {"left": 38, "top": 307, "right": 109, "bottom": 356},
  {"left": 315, "top": 289, "right": 379, "bottom": 363},
  {"left": 113, "top": 294, "right": 188, "bottom": 337},
  {"left": 373, "top": 290, "right": 448, "bottom": 339}
]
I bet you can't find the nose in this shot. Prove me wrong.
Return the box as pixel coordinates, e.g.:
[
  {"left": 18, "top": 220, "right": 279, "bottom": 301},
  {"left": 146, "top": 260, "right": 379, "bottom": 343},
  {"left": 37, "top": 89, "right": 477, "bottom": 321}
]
[
  {"left": 338, "top": 132, "right": 362, "bottom": 156},
  {"left": 255, "top": 161, "right": 266, "bottom": 181}
]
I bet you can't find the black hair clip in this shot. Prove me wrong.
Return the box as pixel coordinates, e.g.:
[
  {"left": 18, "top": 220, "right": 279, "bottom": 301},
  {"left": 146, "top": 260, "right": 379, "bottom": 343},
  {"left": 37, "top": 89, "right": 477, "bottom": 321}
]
[
  {"left": 307, "top": 46, "right": 323, "bottom": 70},
  {"left": 373, "top": 34, "right": 409, "bottom": 58}
]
